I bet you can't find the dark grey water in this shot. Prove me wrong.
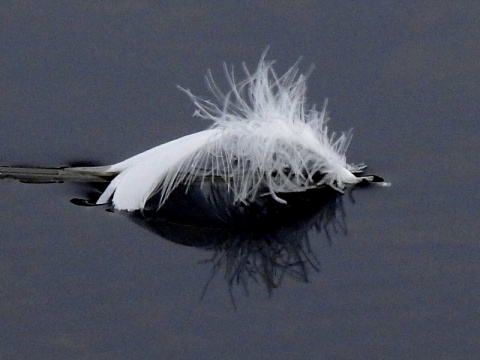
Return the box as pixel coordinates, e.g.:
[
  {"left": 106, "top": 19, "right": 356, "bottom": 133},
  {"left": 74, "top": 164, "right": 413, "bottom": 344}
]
[{"left": 1, "top": 2, "right": 479, "bottom": 359}]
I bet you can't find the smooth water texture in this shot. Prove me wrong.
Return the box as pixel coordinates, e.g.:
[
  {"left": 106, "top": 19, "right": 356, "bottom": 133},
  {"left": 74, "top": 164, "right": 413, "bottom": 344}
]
[{"left": 1, "top": 2, "right": 479, "bottom": 359}]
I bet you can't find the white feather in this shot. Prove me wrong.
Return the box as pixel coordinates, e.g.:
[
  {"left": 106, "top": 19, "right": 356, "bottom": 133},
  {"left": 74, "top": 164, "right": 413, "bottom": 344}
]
[{"left": 90, "top": 56, "right": 374, "bottom": 211}]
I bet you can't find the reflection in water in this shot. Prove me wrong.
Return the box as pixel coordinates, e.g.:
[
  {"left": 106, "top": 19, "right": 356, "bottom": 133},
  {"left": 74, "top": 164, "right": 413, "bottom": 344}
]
[
  {"left": 1, "top": 164, "right": 358, "bottom": 301},
  {"left": 126, "top": 181, "right": 351, "bottom": 303}
]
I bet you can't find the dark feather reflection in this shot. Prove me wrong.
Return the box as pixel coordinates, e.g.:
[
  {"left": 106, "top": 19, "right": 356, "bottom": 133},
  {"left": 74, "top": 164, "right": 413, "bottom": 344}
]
[{"left": 125, "top": 181, "right": 348, "bottom": 301}]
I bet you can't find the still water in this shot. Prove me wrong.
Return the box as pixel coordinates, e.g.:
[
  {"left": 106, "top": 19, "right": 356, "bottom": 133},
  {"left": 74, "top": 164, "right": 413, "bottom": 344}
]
[{"left": 1, "top": 2, "right": 479, "bottom": 359}]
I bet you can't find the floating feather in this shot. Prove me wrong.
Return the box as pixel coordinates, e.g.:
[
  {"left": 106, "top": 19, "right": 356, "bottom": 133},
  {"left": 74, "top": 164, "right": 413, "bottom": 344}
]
[
  {"left": 1, "top": 54, "right": 388, "bottom": 212},
  {"left": 74, "top": 55, "right": 387, "bottom": 211}
]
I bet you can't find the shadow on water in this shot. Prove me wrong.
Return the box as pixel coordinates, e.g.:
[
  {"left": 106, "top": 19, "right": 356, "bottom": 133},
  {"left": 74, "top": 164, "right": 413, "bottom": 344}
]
[
  {"left": 1, "top": 165, "right": 365, "bottom": 306},
  {"left": 124, "top": 181, "right": 353, "bottom": 306}
]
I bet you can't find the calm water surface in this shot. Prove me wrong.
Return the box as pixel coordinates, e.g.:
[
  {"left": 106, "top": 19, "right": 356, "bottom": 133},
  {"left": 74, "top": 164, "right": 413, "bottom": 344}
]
[{"left": 1, "top": 2, "right": 479, "bottom": 359}]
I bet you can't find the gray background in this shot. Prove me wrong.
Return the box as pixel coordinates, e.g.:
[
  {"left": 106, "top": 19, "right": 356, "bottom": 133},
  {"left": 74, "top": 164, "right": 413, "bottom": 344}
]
[{"left": 1, "top": 1, "right": 479, "bottom": 359}]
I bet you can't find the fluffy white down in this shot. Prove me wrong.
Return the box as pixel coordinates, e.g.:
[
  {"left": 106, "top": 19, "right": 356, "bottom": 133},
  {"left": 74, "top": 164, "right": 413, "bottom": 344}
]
[{"left": 96, "top": 57, "right": 368, "bottom": 211}]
